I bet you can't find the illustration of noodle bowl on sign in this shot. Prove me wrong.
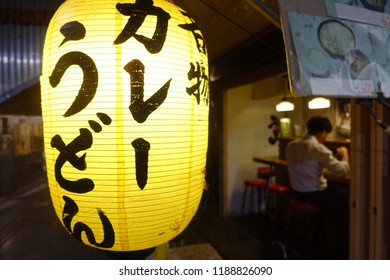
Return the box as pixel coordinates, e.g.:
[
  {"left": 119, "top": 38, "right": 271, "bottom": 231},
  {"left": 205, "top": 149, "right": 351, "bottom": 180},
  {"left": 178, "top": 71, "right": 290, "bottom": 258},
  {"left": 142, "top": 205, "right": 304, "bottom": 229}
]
[
  {"left": 345, "top": 49, "right": 372, "bottom": 79},
  {"left": 304, "top": 47, "right": 332, "bottom": 77},
  {"left": 361, "top": 0, "right": 388, "bottom": 12}
]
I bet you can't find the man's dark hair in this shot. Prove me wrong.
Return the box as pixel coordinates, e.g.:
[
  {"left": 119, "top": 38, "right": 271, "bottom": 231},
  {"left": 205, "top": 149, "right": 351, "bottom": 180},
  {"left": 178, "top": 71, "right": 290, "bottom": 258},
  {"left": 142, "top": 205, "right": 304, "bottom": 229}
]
[{"left": 306, "top": 116, "right": 332, "bottom": 134}]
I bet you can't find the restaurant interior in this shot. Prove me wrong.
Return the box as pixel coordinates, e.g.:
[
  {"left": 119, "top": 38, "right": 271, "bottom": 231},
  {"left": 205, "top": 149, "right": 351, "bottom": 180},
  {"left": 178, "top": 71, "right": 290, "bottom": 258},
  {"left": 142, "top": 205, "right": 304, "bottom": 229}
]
[{"left": 0, "top": 0, "right": 389, "bottom": 260}]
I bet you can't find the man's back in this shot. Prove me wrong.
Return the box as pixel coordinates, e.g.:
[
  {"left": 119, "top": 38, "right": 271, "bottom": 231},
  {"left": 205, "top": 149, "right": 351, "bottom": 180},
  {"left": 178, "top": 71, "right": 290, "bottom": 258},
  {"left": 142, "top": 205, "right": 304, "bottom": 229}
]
[{"left": 286, "top": 135, "right": 349, "bottom": 193}]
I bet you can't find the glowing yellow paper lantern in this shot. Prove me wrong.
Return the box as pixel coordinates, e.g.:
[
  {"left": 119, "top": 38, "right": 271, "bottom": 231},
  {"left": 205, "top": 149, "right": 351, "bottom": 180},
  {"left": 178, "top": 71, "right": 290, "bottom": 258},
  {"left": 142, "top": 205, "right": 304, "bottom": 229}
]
[{"left": 40, "top": 0, "right": 209, "bottom": 252}]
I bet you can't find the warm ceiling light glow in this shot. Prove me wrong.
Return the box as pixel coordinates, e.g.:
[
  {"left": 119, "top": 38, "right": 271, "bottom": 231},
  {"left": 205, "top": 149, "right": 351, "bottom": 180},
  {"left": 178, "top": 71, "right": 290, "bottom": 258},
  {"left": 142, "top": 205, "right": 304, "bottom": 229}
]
[
  {"left": 308, "top": 97, "right": 331, "bottom": 109},
  {"left": 276, "top": 100, "right": 295, "bottom": 112},
  {"left": 40, "top": 0, "right": 209, "bottom": 252}
]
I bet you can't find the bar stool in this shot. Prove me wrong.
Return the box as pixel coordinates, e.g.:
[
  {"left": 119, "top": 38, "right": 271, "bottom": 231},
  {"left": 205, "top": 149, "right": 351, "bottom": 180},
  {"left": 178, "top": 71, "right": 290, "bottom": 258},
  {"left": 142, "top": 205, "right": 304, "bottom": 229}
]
[
  {"left": 267, "top": 183, "right": 292, "bottom": 227},
  {"left": 240, "top": 178, "right": 268, "bottom": 216},
  {"left": 257, "top": 166, "right": 276, "bottom": 212},
  {"left": 290, "top": 198, "right": 324, "bottom": 247},
  {"left": 240, "top": 177, "right": 268, "bottom": 234},
  {"left": 257, "top": 166, "right": 275, "bottom": 184}
]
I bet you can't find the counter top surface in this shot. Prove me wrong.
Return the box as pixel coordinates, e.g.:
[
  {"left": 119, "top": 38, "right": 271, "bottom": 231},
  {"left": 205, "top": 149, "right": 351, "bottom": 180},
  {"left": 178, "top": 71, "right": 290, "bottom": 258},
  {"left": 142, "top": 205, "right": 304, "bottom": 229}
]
[
  {"left": 253, "top": 156, "right": 350, "bottom": 185},
  {"left": 253, "top": 156, "right": 286, "bottom": 165}
]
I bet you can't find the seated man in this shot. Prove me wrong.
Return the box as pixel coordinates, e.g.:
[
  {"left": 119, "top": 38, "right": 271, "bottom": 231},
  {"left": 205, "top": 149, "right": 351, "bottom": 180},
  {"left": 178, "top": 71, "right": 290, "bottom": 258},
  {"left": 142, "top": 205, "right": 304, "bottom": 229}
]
[
  {"left": 286, "top": 116, "right": 350, "bottom": 257},
  {"left": 285, "top": 116, "right": 350, "bottom": 209}
]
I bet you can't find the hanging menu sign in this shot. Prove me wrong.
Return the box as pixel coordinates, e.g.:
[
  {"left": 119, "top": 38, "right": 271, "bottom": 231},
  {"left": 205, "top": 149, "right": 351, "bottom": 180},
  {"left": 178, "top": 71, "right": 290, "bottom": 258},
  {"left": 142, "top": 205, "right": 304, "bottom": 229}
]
[{"left": 277, "top": 0, "right": 390, "bottom": 98}]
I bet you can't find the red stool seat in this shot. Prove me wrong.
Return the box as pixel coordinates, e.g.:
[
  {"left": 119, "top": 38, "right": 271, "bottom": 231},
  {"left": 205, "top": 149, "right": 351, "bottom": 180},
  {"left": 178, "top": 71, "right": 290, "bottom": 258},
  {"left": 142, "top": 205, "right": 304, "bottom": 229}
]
[
  {"left": 290, "top": 198, "right": 322, "bottom": 213},
  {"left": 268, "top": 183, "right": 292, "bottom": 194},
  {"left": 244, "top": 178, "right": 267, "bottom": 189},
  {"left": 257, "top": 166, "right": 276, "bottom": 180}
]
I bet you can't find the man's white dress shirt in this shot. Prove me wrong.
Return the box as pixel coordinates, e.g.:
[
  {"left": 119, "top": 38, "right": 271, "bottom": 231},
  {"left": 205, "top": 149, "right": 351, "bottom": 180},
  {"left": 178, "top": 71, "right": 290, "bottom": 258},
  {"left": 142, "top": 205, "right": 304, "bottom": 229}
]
[{"left": 285, "top": 134, "right": 350, "bottom": 192}]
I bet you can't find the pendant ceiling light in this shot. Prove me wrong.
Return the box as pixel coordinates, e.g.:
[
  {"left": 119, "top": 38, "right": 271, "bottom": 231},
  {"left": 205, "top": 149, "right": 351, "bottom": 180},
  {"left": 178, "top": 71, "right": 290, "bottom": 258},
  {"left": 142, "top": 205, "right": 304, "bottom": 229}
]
[
  {"left": 308, "top": 97, "right": 331, "bottom": 109},
  {"left": 276, "top": 74, "right": 294, "bottom": 112},
  {"left": 276, "top": 99, "right": 294, "bottom": 112}
]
